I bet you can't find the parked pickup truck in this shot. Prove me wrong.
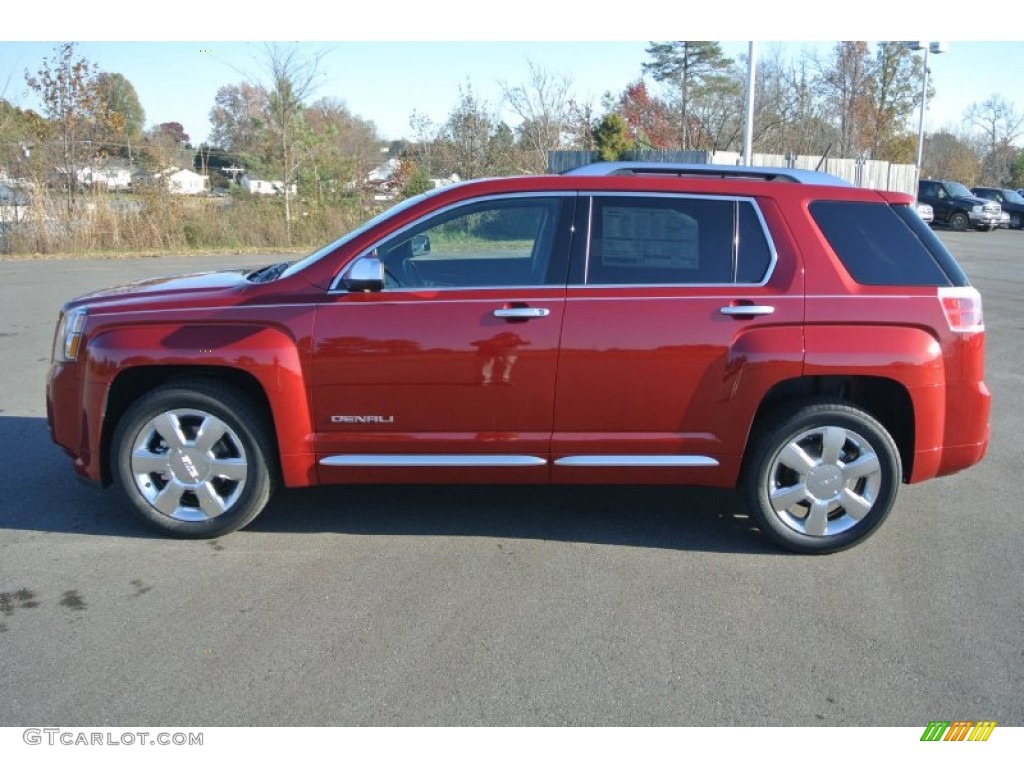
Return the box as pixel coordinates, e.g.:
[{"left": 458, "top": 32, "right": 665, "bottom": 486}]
[
  {"left": 47, "top": 163, "right": 991, "bottom": 553},
  {"left": 918, "top": 178, "right": 1002, "bottom": 231}
]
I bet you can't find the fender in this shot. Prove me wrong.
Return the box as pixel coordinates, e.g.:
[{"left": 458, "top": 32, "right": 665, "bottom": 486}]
[
  {"left": 83, "top": 317, "right": 317, "bottom": 488},
  {"left": 804, "top": 324, "right": 946, "bottom": 481}
]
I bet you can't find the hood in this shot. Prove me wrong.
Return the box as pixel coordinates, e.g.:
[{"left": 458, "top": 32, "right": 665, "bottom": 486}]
[
  {"left": 67, "top": 268, "right": 252, "bottom": 309},
  {"left": 962, "top": 195, "right": 997, "bottom": 206}
]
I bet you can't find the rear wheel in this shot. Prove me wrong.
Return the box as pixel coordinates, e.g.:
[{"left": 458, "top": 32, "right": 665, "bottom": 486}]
[
  {"left": 743, "top": 400, "right": 901, "bottom": 554},
  {"left": 112, "top": 380, "right": 276, "bottom": 537}
]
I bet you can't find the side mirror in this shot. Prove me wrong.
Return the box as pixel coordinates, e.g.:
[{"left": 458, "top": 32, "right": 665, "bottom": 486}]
[
  {"left": 411, "top": 234, "right": 430, "bottom": 257},
  {"left": 342, "top": 256, "right": 385, "bottom": 292}
]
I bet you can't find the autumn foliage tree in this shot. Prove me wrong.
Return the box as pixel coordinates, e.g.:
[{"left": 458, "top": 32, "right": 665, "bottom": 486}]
[
  {"left": 615, "top": 80, "right": 675, "bottom": 149},
  {"left": 25, "top": 42, "right": 103, "bottom": 209}
]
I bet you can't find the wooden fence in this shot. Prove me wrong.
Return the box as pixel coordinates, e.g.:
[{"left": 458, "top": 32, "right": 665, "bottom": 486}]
[{"left": 548, "top": 150, "right": 916, "bottom": 194}]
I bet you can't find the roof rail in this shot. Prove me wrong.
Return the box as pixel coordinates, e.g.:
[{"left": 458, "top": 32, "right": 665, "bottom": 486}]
[{"left": 561, "top": 161, "right": 852, "bottom": 187}]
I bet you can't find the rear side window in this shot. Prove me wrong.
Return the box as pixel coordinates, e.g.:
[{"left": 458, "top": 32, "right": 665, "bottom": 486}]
[
  {"left": 809, "top": 201, "right": 953, "bottom": 286},
  {"left": 585, "top": 196, "right": 772, "bottom": 285}
]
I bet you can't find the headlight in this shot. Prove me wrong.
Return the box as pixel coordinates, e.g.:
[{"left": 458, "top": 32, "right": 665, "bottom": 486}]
[
  {"left": 55, "top": 307, "right": 87, "bottom": 362},
  {"left": 972, "top": 205, "right": 982, "bottom": 213}
]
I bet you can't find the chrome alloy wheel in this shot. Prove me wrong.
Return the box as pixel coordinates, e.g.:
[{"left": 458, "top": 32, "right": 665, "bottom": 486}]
[
  {"left": 766, "top": 426, "right": 882, "bottom": 537},
  {"left": 130, "top": 409, "right": 248, "bottom": 522}
]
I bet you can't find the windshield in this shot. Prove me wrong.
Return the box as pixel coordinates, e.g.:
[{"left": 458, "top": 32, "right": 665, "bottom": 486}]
[
  {"left": 1002, "top": 189, "right": 1024, "bottom": 204},
  {"left": 947, "top": 182, "right": 973, "bottom": 198},
  {"left": 279, "top": 191, "right": 434, "bottom": 279}
]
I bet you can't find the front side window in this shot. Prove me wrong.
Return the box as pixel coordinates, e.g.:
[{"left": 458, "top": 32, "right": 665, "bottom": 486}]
[
  {"left": 375, "top": 196, "right": 564, "bottom": 289},
  {"left": 584, "top": 196, "right": 771, "bottom": 285}
]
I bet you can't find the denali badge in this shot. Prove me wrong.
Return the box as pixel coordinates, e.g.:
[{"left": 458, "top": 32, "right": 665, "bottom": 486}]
[{"left": 331, "top": 415, "right": 395, "bottom": 424}]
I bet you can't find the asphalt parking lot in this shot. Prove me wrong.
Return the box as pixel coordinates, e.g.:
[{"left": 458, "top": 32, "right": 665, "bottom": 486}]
[{"left": 0, "top": 230, "right": 1020, "bottom": 726}]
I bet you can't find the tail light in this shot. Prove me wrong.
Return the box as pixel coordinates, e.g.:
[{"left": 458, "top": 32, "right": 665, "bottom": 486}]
[{"left": 938, "top": 286, "right": 984, "bottom": 332}]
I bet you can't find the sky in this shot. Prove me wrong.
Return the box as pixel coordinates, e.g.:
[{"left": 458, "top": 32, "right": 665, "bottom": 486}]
[{"left": 2, "top": 5, "right": 1023, "bottom": 148}]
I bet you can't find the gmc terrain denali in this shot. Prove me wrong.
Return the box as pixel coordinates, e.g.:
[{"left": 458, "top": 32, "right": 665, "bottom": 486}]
[{"left": 46, "top": 163, "right": 990, "bottom": 553}]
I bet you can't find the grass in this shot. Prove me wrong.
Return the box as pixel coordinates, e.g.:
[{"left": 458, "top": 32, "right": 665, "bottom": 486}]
[{"left": 0, "top": 188, "right": 377, "bottom": 260}]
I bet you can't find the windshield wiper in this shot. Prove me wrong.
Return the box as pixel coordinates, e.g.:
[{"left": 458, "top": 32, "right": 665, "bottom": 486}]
[{"left": 247, "top": 262, "right": 292, "bottom": 283}]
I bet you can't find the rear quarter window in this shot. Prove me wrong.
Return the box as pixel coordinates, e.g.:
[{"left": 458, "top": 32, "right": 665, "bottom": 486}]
[{"left": 809, "top": 200, "right": 954, "bottom": 286}]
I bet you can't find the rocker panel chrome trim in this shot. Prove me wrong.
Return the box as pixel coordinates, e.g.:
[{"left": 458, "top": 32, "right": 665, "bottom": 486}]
[
  {"left": 554, "top": 455, "right": 720, "bottom": 467},
  {"left": 320, "top": 454, "right": 547, "bottom": 467}
]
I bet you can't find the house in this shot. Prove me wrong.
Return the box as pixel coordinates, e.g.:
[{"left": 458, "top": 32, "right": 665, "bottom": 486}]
[
  {"left": 165, "top": 168, "right": 209, "bottom": 195},
  {"left": 240, "top": 175, "right": 296, "bottom": 196},
  {"left": 77, "top": 164, "right": 133, "bottom": 191},
  {"left": 430, "top": 173, "right": 461, "bottom": 189}
]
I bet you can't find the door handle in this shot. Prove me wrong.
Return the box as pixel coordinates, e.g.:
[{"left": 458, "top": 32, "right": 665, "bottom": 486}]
[
  {"left": 493, "top": 307, "right": 550, "bottom": 319},
  {"left": 719, "top": 305, "right": 775, "bottom": 317}
]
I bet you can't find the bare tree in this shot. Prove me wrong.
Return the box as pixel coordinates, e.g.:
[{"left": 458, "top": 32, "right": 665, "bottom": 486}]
[
  {"left": 965, "top": 95, "right": 1024, "bottom": 185},
  {"left": 815, "top": 41, "right": 874, "bottom": 158},
  {"left": 262, "top": 43, "right": 328, "bottom": 244},
  {"left": 500, "top": 62, "right": 574, "bottom": 173}
]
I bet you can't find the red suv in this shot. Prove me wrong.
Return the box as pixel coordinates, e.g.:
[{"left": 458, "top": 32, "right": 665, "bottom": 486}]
[{"left": 46, "top": 163, "right": 990, "bottom": 553}]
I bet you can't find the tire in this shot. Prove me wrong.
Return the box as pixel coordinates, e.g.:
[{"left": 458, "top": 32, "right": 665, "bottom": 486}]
[
  {"left": 948, "top": 211, "right": 969, "bottom": 231},
  {"left": 111, "top": 379, "right": 276, "bottom": 537},
  {"left": 742, "top": 400, "right": 901, "bottom": 554},
  {"left": 1010, "top": 213, "right": 1022, "bottom": 229}
]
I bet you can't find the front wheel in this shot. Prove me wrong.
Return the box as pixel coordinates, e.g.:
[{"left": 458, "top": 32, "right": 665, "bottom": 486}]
[
  {"left": 743, "top": 401, "right": 901, "bottom": 554},
  {"left": 112, "top": 380, "right": 276, "bottom": 537},
  {"left": 948, "top": 211, "right": 969, "bottom": 231}
]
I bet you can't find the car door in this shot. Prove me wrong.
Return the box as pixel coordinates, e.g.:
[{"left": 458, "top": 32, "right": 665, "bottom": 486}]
[
  {"left": 551, "top": 192, "right": 804, "bottom": 485},
  {"left": 313, "top": 193, "right": 575, "bottom": 484},
  {"left": 920, "top": 181, "right": 952, "bottom": 222}
]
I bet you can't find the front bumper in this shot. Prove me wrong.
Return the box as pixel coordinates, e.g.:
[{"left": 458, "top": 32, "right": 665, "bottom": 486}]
[{"left": 46, "top": 360, "right": 107, "bottom": 484}]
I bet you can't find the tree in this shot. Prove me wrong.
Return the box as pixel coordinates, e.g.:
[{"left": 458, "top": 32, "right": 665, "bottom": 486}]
[
  {"left": 816, "top": 41, "right": 875, "bottom": 157},
  {"left": 209, "top": 82, "right": 270, "bottom": 158},
  {"left": 965, "top": 95, "right": 1024, "bottom": 185},
  {"left": 642, "top": 41, "right": 733, "bottom": 150},
  {"left": 615, "top": 80, "right": 675, "bottom": 150},
  {"left": 25, "top": 42, "right": 102, "bottom": 209},
  {"left": 1008, "top": 151, "right": 1024, "bottom": 189},
  {"left": 500, "top": 62, "right": 574, "bottom": 173},
  {"left": 867, "top": 43, "right": 926, "bottom": 161},
  {"left": 303, "top": 96, "right": 381, "bottom": 203},
  {"left": 485, "top": 121, "right": 522, "bottom": 176},
  {"left": 394, "top": 158, "right": 432, "bottom": 199},
  {"left": 408, "top": 109, "right": 440, "bottom": 177},
  {"left": 261, "top": 43, "right": 327, "bottom": 244},
  {"left": 563, "top": 98, "right": 599, "bottom": 151},
  {"left": 922, "top": 129, "right": 981, "bottom": 184},
  {"left": 437, "top": 83, "right": 495, "bottom": 180},
  {"left": 0, "top": 100, "right": 51, "bottom": 180},
  {"left": 94, "top": 72, "right": 145, "bottom": 157},
  {"left": 156, "top": 122, "right": 189, "bottom": 145},
  {"left": 592, "top": 113, "right": 634, "bottom": 161}
]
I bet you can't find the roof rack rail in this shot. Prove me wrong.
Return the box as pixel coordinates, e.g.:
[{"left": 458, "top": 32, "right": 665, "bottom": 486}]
[{"left": 561, "top": 161, "right": 852, "bottom": 187}]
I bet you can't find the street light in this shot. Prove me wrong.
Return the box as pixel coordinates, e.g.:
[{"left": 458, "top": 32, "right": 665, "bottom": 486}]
[{"left": 906, "top": 41, "right": 948, "bottom": 186}]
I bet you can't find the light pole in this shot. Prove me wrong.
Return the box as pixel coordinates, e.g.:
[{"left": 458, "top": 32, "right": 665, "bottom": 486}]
[
  {"left": 742, "top": 42, "right": 757, "bottom": 166},
  {"left": 907, "top": 41, "right": 948, "bottom": 186}
]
